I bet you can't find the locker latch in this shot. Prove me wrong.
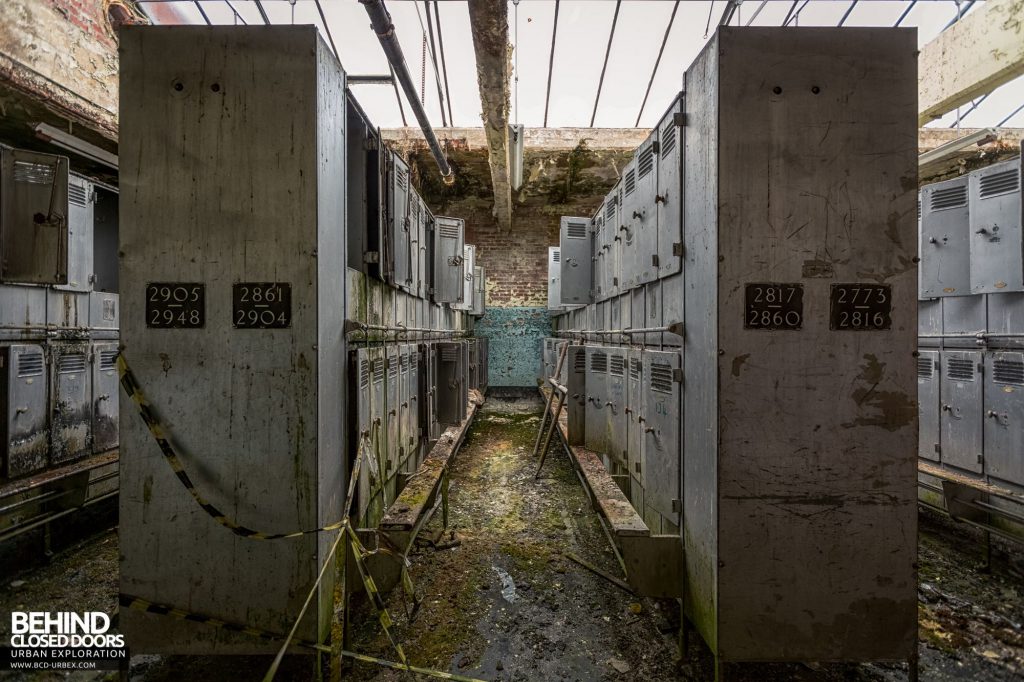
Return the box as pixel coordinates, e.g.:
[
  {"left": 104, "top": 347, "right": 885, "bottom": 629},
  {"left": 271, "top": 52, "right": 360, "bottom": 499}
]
[
  {"left": 673, "top": 112, "right": 687, "bottom": 127},
  {"left": 673, "top": 243, "right": 683, "bottom": 257},
  {"left": 652, "top": 140, "right": 660, "bottom": 155},
  {"left": 672, "top": 499, "right": 682, "bottom": 514},
  {"left": 652, "top": 255, "right": 660, "bottom": 267},
  {"left": 672, "top": 368, "right": 683, "bottom": 383},
  {"left": 363, "top": 251, "right": 380, "bottom": 264}
]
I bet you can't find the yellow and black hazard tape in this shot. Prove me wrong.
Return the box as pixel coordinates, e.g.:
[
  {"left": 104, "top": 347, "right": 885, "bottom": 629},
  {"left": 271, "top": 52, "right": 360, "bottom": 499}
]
[{"left": 118, "top": 353, "right": 352, "bottom": 540}]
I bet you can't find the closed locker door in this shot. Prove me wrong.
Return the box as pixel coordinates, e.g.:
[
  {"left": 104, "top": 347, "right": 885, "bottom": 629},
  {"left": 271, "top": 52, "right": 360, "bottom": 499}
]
[
  {"left": 387, "top": 346, "right": 401, "bottom": 478},
  {"left": 51, "top": 345, "right": 91, "bottom": 464},
  {"left": 560, "top": 217, "right": 592, "bottom": 305},
  {"left": 585, "top": 347, "right": 608, "bottom": 455},
  {"left": 548, "top": 247, "right": 561, "bottom": 310},
  {"left": 566, "top": 345, "right": 586, "bottom": 446},
  {"left": 354, "top": 349, "right": 373, "bottom": 518},
  {"left": 920, "top": 176, "right": 970, "bottom": 297},
  {"left": 917, "top": 351, "right": 939, "bottom": 462},
  {"left": 620, "top": 163, "right": 639, "bottom": 290},
  {"left": 593, "top": 215, "right": 607, "bottom": 300},
  {"left": 634, "top": 136, "right": 657, "bottom": 286},
  {"left": 437, "top": 342, "right": 462, "bottom": 426},
  {"left": 3, "top": 344, "right": 49, "bottom": 477},
  {"left": 940, "top": 350, "right": 984, "bottom": 473},
  {"left": 607, "top": 352, "right": 628, "bottom": 466},
  {"left": 399, "top": 345, "right": 410, "bottom": 469},
  {"left": 370, "top": 348, "right": 387, "bottom": 492},
  {"left": 408, "top": 198, "right": 420, "bottom": 296},
  {"left": 58, "top": 173, "right": 94, "bottom": 293},
  {"left": 626, "top": 349, "right": 644, "bottom": 500},
  {"left": 656, "top": 97, "right": 683, "bottom": 279},
  {"left": 427, "top": 343, "right": 442, "bottom": 440},
  {"left": 408, "top": 345, "right": 421, "bottom": 466},
  {"left": 606, "top": 188, "right": 621, "bottom": 297},
  {"left": 461, "top": 341, "right": 469, "bottom": 418},
  {"left": 984, "top": 351, "right": 1024, "bottom": 487},
  {"left": 642, "top": 350, "right": 682, "bottom": 523},
  {"left": 389, "top": 153, "right": 411, "bottom": 290},
  {"left": 435, "top": 218, "right": 465, "bottom": 304},
  {"left": 968, "top": 158, "right": 1022, "bottom": 294},
  {"left": 91, "top": 342, "right": 119, "bottom": 453}
]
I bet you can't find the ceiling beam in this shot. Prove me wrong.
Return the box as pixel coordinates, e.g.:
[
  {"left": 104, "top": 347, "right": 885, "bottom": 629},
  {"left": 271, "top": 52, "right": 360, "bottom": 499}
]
[
  {"left": 919, "top": 0, "right": 1024, "bottom": 126},
  {"left": 467, "top": 0, "right": 512, "bottom": 232}
]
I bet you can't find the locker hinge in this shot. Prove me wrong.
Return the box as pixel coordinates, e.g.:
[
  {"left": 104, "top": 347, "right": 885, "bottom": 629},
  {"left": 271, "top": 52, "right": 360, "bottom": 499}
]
[
  {"left": 673, "top": 112, "right": 687, "bottom": 127},
  {"left": 364, "top": 136, "right": 379, "bottom": 151},
  {"left": 363, "top": 250, "right": 380, "bottom": 264},
  {"left": 634, "top": 462, "right": 641, "bottom": 474},
  {"left": 933, "top": 443, "right": 941, "bottom": 454},
  {"left": 671, "top": 499, "right": 682, "bottom": 514},
  {"left": 672, "top": 368, "right": 683, "bottom": 383},
  {"left": 613, "top": 277, "right": 618, "bottom": 286},
  {"left": 651, "top": 254, "right": 660, "bottom": 267},
  {"left": 673, "top": 242, "right": 683, "bottom": 257},
  {"left": 977, "top": 454, "right": 983, "bottom": 464},
  {"left": 652, "top": 140, "right": 660, "bottom": 155}
]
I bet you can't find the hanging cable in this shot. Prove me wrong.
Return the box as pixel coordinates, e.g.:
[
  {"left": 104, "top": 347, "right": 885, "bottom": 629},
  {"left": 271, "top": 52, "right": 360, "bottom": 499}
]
[
  {"left": 390, "top": 64, "right": 408, "bottom": 126},
  {"left": 703, "top": 0, "right": 715, "bottom": 38},
  {"left": 420, "top": 30, "right": 427, "bottom": 105},
  {"left": 423, "top": 1, "right": 448, "bottom": 127},
  {"left": 745, "top": 0, "right": 768, "bottom": 26},
  {"left": 192, "top": 0, "right": 211, "bottom": 24},
  {"left": 997, "top": 101, "right": 1024, "bottom": 127},
  {"left": 313, "top": 0, "right": 340, "bottom": 57},
  {"left": 289, "top": 0, "right": 295, "bottom": 24},
  {"left": 837, "top": 0, "right": 858, "bottom": 27},
  {"left": 412, "top": 0, "right": 450, "bottom": 127},
  {"left": 783, "top": 0, "right": 811, "bottom": 26},
  {"left": 893, "top": 0, "right": 916, "bottom": 27},
  {"left": 543, "top": 0, "right": 560, "bottom": 128},
  {"left": 224, "top": 1, "right": 247, "bottom": 25},
  {"left": 590, "top": 0, "right": 622, "bottom": 127},
  {"left": 433, "top": 1, "right": 455, "bottom": 126},
  {"left": 252, "top": 0, "right": 270, "bottom": 24},
  {"left": 635, "top": 0, "right": 680, "bottom": 128}
]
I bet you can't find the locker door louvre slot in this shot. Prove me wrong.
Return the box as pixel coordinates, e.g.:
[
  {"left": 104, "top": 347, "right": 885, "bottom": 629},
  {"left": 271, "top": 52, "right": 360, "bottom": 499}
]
[
  {"left": 590, "top": 351, "right": 608, "bottom": 373},
  {"left": 99, "top": 350, "right": 118, "bottom": 371},
  {"left": 916, "top": 357, "right": 933, "bottom": 379},
  {"left": 566, "top": 221, "right": 587, "bottom": 239},
  {"left": 661, "top": 122, "right": 676, "bottom": 155},
  {"left": 624, "top": 169, "right": 636, "bottom": 195},
  {"left": 68, "top": 183, "right": 89, "bottom": 207},
  {"left": 17, "top": 352, "right": 44, "bottom": 377},
  {"left": 929, "top": 185, "right": 967, "bottom": 211},
  {"left": 58, "top": 354, "right": 87, "bottom": 374},
  {"left": 637, "top": 147, "right": 654, "bottom": 177},
  {"left": 650, "top": 363, "right": 673, "bottom": 393},
  {"left": 609, "top": 355, "right": 625, "bottom": 377},
  {"left": 993, "top": 358, "right": 1024, "bottom": 385},
  {"left": 946, "top": 357, "right": 975, "bottom": 381},
  {"left": 978, "top": 169, "right": 1019, "bottom": 199}
]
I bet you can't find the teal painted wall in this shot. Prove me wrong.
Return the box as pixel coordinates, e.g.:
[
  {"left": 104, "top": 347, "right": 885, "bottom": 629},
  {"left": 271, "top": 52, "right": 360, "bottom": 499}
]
[{"left": 475, "top": 307, "right": 550, "bottom": 388}]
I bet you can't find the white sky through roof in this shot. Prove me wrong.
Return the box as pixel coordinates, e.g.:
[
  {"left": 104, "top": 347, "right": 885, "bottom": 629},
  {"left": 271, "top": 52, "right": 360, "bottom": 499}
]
[{"left": 143, "top": 0, "right": 1024, "bottom": 130}]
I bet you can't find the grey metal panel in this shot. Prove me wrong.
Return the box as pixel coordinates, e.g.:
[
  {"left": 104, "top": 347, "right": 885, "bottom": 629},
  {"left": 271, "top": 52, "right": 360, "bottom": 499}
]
[
  {"left": 118, "top": 26, "right": 346, "bottom": 653},
  {"left": 369, "top": 347, "right": 387, "bottom": 500},
  {"left": 634, "top": 135, "right": 657, "bottom": 286},
  {"left": 51, "top": 343, "right": 91, "bottom": 465},
  {"left": 593, "top": 212, "right": 607, "bottom": 301},
  {"left": 983, "top": 350, "right": 1024, "bottom": 487},
  {"left": 386, "top": 345, "right": 400, "bottom": 480},
  {"left": 626, "top": 349, "right": 643, "bottom": 486},
  {"left": 0, "top": 147, "right": 70, "bottom": 285},
  {"left": 607, "top": 350, "right": 628, "bottom": 465},
  {"left": 988, "top": 292, "right": 1024, "bottom": 349},
  {"left": 461, "top": 340, "right": 469, "bottom": 419},
  {"left": 565, "top": 344, "right": 586, "bottom": 446},
  {"left": 89, "top": 291, "right": 119, "bottom": 330},
  {"left": 917, "top": 350, "right": 939, "bottom": 462},
  {"left": 656, "top": 96, "right": 683, "bottom": 279},
  {"left": 609, "top": 291, "right": 620, "bottom": 331},
  {"left": 942, "top": 293, "right": 986, "bottom": 343},
  {"left": 434, "top": 217, "right": 465, "bottom": 305},
  {"left": 584, "top": 346, "right": 608, "bottom": 455},
  {"left": 436, "top": 341, "right": 463, "bottom": 425},
  {"left": 605, "top": 184, "right": 622, "bottom": 298},
  {"left": 55, "top": 173, "right": 94, "bottom": 294},
  {"left": 969, "top": 157, "right": 1022, "bottom": 294},
  {"left": 0, "top": 284, "right": 47, "bottom": 333},
  {"left": 467, "top": 338, "right": 479, "bottom": 391},
  {"left": 918, "top": 298, "right": 941, "bottom": 347},
  {"left": 630, "top": 286, "right": 644, "bottom": 336},
  {"left": 940, "top": 350, "right": 984, "bottom": 473},
  {"left": 642, "top": 280, "right": 663, "bottom": 345},
  {"left": 91, "top": 342, "right": 119, "bottom": 453},
  {"left": 46, "top": 289, "right": 89, "bottom": 330},
  {"left": 2, "top": 343, "right": 48, "bottom": 477},
  {"left": 661, "top": 272, "right": 684, "bottom": 346},
  {"left": 920, "top": 175, "right": 970, "bottom": 297},
  {"left": 408, "top": 194, "right": 421, "bottom": 297},
  {"left": 547, "top": 247, "right": 561, "bottom": 311},
  {"left": 641, "top": 350, "right": 681, "bottom": 522},
  {"left": 453, "top": 244, "right": 476, "bottom": 311},
  {"left": 426, "top": 343, "right": 441, "bottom": 441},
  {"left": 471, "top": 266, "right": 485, "bottom": 317},
  {"left": 560, "top": 216, "right": 592, "bottom": 305},
  {"left": 389, "top": 152, "right": 412, "bottom": 291},
  {"left": 619, "top": 161, "right": 640, "bottom": 291},
  {"left": 353, "top": 349, "right": 373, "bottom": 518}
]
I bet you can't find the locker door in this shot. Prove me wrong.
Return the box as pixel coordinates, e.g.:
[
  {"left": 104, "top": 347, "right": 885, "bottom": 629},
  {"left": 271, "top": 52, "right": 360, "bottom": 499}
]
[
  {"left": 91, "top": 342, "right": 119, "bottom": 453},
  {"left": 547, "top": 247, "right": 561, "bottom": 311},
  {"left": 620, "top": 163, "right": 639, "bottom": 291},
  {"left": 407, "top": 197, "right": 420, "bottom": 295},
  {"left": 565, "top": 345, "right": 586, "bottom": 446},
  {"left": 408, "top": 345, "right": 421, "bottom": 467},
  {"left": 634, "top": 135, "right": 657, "bottom": 286},
  {"left": 626, "top": 349, "right": 644, "bottom": 499},
  {"left": 51, "top": 345, "right": 91, "bottom": 464},
  {"left": 434, "top": 217, "right": 465, "bottom": 304},
  {"left": 969, "top": 158, "right": 1022, "bottom": 294},
  {"left": 389, "top": 153, "right": 411, "bottom": 290},
  {"left": 656, "top": 96, "right": 683, "bottom": 279},
  {"left": 984, "top": 351, "right": 1024, "bottom": 487},
  {"left": 370, "top": 348, "right": 387, "bottom": 495},
  {"left": 2, "top": 344, "right": 49, "bottom": 477},
  {"left": 584, "top": 347, "right": 608, "bottom": 455},
  {"left": 354, "top": 349, "right": 373, "bottom": 518},
  {"left": 56, "top": 173, "right": 94, "bottom": 293},
  {"left": 940, "top": 350, "right": 984, "bottom": 473},
  {"left": 437, "top": 342, "right": 462, "bottom": 425},
  {"left": 0, "top": 148, "right": 70, "bottom": 284},
  {"left": 460, "top": 340, "right": 469, "bottom": 418},
  {"left": 386, "top": 346, "right": 401, "bottom": 479},
  {"left": 642, "top": 350, "right": 682, "bottom": 522},
  {"left": 472, "top": 266, "right": 485, "bottom": 316},
  {"left": 560, "top": 217, "right": 593, "bottom": 305},
  {"left": 426, "top": 343, "right": 441, "bottom": 441},
  {"left": 606, "top": 186, "right": 622, "bottom": 297},
  {"left": 607, "top": 352, "right": 628, "bottom": 466},
  {"left": 920, "top": 176, "right": 970, "bottom": 297},
  {"left": 399, "top": 345, "right": 410, "bottom": 470},
  {"left": 917, "top": 350, "right": 939, "bottom": 462},
  {"left": 593, "top": 214, "right": 607, "bottom": 301}
]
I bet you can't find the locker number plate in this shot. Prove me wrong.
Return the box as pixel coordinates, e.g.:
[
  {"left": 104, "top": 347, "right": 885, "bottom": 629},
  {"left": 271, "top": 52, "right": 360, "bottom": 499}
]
[
  {"left": 744, "top": 283, "right": 803, "bottom": 330},
  {"left": 146, "top": 283, "right": 204, "bottom": 328},
  {"left": 830, "top": 284, "right": 891, "bottom": 331},
  {"left": 233, "top": 283, "right": 291, "bottom": 329}
]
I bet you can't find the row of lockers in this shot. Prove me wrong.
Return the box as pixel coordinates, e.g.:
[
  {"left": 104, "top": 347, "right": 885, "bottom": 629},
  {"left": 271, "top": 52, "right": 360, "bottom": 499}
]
[
  {"left": 919, "top": 293, "right": 1024, "bottom": 347},
  {"left": 351, "top": 338, "right": 487, "bottom": 521},
  {"left": 0, "top": 287, "right": 119, "bottom": 336},
  {"left": 541, "top": 338, "right": 681, "bottom": 533},
  {"left": 919, "top": 154, "right": 1021, "bottom": 298},
  {"left": 1, "top": 341, "right": 119, "bottom": 481},
  {"left": 918, "top": 349, "right": 1024, "bottom": 490}
]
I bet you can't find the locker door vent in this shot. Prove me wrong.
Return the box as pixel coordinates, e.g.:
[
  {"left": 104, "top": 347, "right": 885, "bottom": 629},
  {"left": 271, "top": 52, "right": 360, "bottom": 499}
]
[
  {"left": 99, "top": 350, "right": 118, "bottom": 371},
  {"left": 59, "top": 353, "right": 87, "bottom": 374},
  {"left": 17, "top": 352, "right": 44, "bottom": 378},
  {"left": 917, "top": 199, "right": 921, "bottom": 219},
  {"left": 661, "top": 122, "right": 676, "bottom": 155},
  {"left": 590, "top": 352, "right": 608, "bottom": 373},
  {"left": 979, "top": 169, "right": 1019, "bottom": 199},
  {"left": 609, "top": 355, "right": 625, "bottom": 377},
  {"left": 604, "top": 198, "right": 616, "bottom": 221},
  {"left": 396, "top": 167, "right": 409, "bottom": 191},
  {"left": 13, "top": 160, "right": 55, "bottom": 185},
  {"left": 68, "top": 183, "right": 89, "bottom": 207},
  {"left": 388, "top": 358, "right": 398, "bottom": 379},
  {"left": 439, "top": 223, "right": 460, "bottom": 239},
  {"left": 553, "top": 250, "right": 560, "bottom": 262},
  {"left": 637, "top": 147, "right": 654, "bottom": 178},
  {"left": 929, "top": 185, "right": 967, "bottom": 211},
  {"left": 946, "top": 357, "right": 975, "bottom": 381},
  {"left": 360, "top": 358, "right": 370, "bottom": 388},
  {"left": 400, "top": 353, "right": 408, "bottom": 373},
  {"left": 566, "top": 221, "right": 587, "bottom": 239},
  {"left": 993, "top": 358, "right": 1024, "bottom": 385},
  {"left": 629, "top": 357, "right": 641, "bottom": 380},
  {"left": 441, "top": 346, "right": 459, "bottom": 362},
  {"left": 373, "top": 360, "right": 385, "bottom": 384},
  {"left": 573, "top": 351, "right": 586, "bottom": 372},
  {"left": 624, "top": 169, "right": 636, "bottom": 195},
  {"left": 916, "top": 357, "right": 933, "bottom": 379},
  {"left": 650, "top": 362, "right": 673, "bottom": 394}
]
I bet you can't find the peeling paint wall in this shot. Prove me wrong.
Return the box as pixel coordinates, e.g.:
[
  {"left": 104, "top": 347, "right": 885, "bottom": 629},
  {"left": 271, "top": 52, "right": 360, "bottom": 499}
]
[{"left": 473, "top": 307, "right": 550, "bottom": 388}]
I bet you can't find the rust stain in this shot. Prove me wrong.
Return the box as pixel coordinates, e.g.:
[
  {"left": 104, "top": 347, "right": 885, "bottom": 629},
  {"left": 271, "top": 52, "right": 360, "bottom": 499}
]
[{"left": 731, "top": 353, "right": 750, "bottom": 378}]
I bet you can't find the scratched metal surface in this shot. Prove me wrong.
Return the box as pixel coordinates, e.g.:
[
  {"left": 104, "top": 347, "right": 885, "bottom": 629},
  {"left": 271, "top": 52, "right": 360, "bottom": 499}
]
[{"left": 473, "top": 306, "right": 551, "bottom": 388}]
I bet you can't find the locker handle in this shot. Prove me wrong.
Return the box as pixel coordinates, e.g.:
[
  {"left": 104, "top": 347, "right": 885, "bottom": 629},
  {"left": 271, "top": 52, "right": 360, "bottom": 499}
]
[
  {"left": 15, "top": 407, "right": 29, "bottom": 415},
  {"left": 98, "top": 394, "right": 110, "bottom": 401}
]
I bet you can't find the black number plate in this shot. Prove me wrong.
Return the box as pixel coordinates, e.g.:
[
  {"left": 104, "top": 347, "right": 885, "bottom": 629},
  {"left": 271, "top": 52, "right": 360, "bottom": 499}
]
[
  {"left": 233, "top": 283, "right": 291, "bottom": 329},
  {"left": 830, "top": 283, "right": 891, "bottom": 331},
  {"left": 146, "top": 283, "right": 204, "bottom": 328},
  {"left": 745, "top": 283, "right": 803, "bottom": 330}
]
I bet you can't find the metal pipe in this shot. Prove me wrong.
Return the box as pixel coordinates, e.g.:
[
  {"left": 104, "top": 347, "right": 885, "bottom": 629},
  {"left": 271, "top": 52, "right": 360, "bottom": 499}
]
[
  {"left": 423, "top": 0, "right": 448, "bottom": 127},
  {"left": 635, "top": 0, "right": 680, "bottom": 127},
  {"left": 347, "top": 75, "right": 397, "bottom": 85},
  {"left": 919, "top": 332, "right": 1024, "bottom": 339},
  {"left": 590, "top": 0, "right": 621, "bottom": 128},
  {"left": 432, "top": 0, "right": 455, "bottom": 126},
  {"left": 360, "top": 0, "right": 454, "bottom": 183},
  {"left": 543, "top": 0, "right": 560, "bottom": 127},
  {"left": 555, "top": 322, "right": 684, "bottom": 337}
]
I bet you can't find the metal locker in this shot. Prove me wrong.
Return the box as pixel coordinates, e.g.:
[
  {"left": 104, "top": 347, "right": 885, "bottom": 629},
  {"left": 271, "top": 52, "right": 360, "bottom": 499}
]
[
  {"left": 988, "top": 292, "right": 1024, "bottom": 350},
  {"left": 418, "top": 202, "right": 430, "bottom": 298},
  {"left": 605, "top": 187, "right": 622, "bottom": 298},
  {"left": 565, "top": 345, "right": 586, "bottom": 446},
  {"left": 461, "top": 340, "right": 469, "bottom": 419},
  {"left": 969, "top": 157, "right": 1022, "bottom": 294},
  {"left": 353, "top": 349, "right": 374, "bottom": 518},
  {"left": 560, "top": 216, "right": 593, "bottom": 305},
  {"left": 641, "top": 350, "right": 682, "bottom": 522},
  {"left": 918, "top": 299, "right": 942, "bottom": 347},
  {"left": 0, "top": 147, "right": 70, "bottom": 285},
  {"left": 917, "top": 350, "right": 939, "bottom": 462},
  {"left": 555, "top": 339, "right": 569, "bottom": 388},
  {"left": 656, "top": 96, "right": 683, "bottom": 279},
  {"left": 434, "top": 217, "right": 465, "bottom": 305},
  {"left": 406, "top": 344, "right": 420, "bottom": 469},
  {"left": 386, "top": 345, "right": 401, "bottom": 481},
  {"left": 436, "top": 341, "right": 463, "bottom": 426},
  {"left": 584, "top": 346, "right": 609, "bottom": 455},
  {"left": 940, "top": 350, "right": 984, "bottom": 473},
  {"left": 399, "top": 345, "right": 411, "bottom": 470},
  {"left": 467, "top": 338, "right": 479, "bottom": 391},
  {"left": 454, "top": 244, "right": 476, "bottom": 311},
  {"left": 370, "top": 347, "right": 387, "bottom": 491},
  {"left": 426, "top": 343, "right": 442, "bottom": 442},
  {"left": 91, "top": 342, "right": 119, "bottom": 453},
  {"left": 661, "top": 272, "right": 684, "bottom": 346},
  {"left": 57, "top": 173, "right": 94, "bottom": 293},
  {"left": 479, "top": 337, "right": 489, "bottom": 393},
  {"left": 630, "top": 286, "right": 645, "bottom": 337},
  {"left": 942, "top": 294, "right": 986, "bottom": 346},
  {"left": 593, "top": 213, "right": 607, "bottom": 301},
  {"left": 920, "top": 176, "right": 970, "bottom": 297},
  {"left": 548, "top": 247, "right": 561, "bottom": 311},
  {"left": 626, "top": 349, "right": 643, "bottom": 493},
  {"left": 2, "top": 344, "right": 48, "bottom": 477},
  {"left": 472, "top": 266, "right": 485, "bottom": 317},
  {"left": 984, "top": 351, "right": 1024, "bottom": 487},
  {"left": 389, "top": 151, "right": 412, "bottom": 290},
  {"left": 51, "top": 344, "right": 92, "bottom": 465},
  {"left": 619, "top": 161, "right": 640, "bottom": 291},
  {"left": 607, "top": 351, "right": 628, "bottom": 466},
  {"left": 609, "top": 292, "right": 620, "bottom": 331},
  {"left": 634, "top": 135, "right": 657, "bottom": 286},
  {"left": 408, "top": 195, "right": 421, "bottom": 296}
]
